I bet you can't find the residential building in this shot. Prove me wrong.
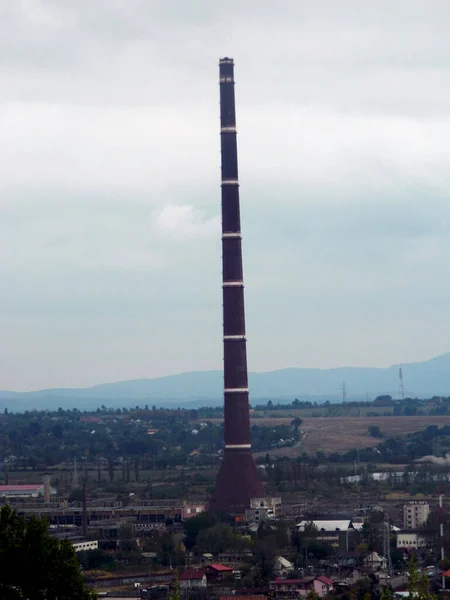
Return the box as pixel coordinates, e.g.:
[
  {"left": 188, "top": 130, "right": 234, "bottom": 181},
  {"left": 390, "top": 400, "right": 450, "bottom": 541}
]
[
  {"left": 274, "top": 556, "right": 294, "bottom": 577},
  {"left": 403, "top": 502, "right": 430, "bottom": 529},
  {"left": 396, "top": 531, "right": 427, "bottom": 549},
  {"left": 270, "top": 577, "right": 333, "bottom": 599},
  {"left": 204, "top": 564, "right": 233, "bottom": 579},
  {"left": 363, "top": 552, "right": 387, "bottom": 571},
  {"left": 178, "top": 569, "right": 207, "bottom": 589},
  {"left": 314, "top": 576, "right": 334, "bottom": 598}
]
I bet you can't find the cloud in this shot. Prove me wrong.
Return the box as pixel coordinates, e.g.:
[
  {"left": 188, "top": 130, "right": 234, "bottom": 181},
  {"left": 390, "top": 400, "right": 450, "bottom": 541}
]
[
  {"left": 155, "top": 204, "right": 220, "bottom": 240},
  {"left": 1, "top": 0, "right": 450, "bottom": 390}
]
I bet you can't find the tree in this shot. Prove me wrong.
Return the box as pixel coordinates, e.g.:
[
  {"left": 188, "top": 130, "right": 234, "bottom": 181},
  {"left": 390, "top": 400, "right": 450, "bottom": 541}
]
[
  {"left": 184, "top": 511, "right": 220, "bottom": 550},
  {"left": 196, "top": 523, "right": 233, "bottom": 554},
  {"left": 166, "top": 576, "right": 181, "bottom": 600},
  {"left": 0, "top": 505, "right": 95, "bottom": 599},
  {"left": 381, "top": 586, "right": 393, "bottom": 600},
  {"left": 368, "top": 426, "right": 382, "bottom": 438},
  {"left": 408, "top": 555, "right": 436, "bottom": 600}
]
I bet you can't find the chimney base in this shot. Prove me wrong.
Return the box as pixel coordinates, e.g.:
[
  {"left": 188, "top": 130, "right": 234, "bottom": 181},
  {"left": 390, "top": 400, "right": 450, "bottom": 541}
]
[{"left": 210, "top": 449, "right": 265, "bottom": 515}]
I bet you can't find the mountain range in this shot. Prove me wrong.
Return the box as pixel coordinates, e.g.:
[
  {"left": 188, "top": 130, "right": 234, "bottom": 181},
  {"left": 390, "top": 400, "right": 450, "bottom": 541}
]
[{"left": 1, "top": 353, "right": 450, "bottom": 412}]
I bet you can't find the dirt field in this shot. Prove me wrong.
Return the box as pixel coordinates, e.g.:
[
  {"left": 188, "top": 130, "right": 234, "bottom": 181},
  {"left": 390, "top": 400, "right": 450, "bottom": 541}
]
[{"left": 205, "top": 415, "right": 450, "bottom": 456}]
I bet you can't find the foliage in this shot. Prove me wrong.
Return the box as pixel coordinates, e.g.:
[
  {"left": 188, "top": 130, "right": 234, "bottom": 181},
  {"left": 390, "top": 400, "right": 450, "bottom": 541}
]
[
  {"left": 0, "top": 505, "right": 95, "bottom": 599},
  {"left": 368, "top": 426, "right": 382, "bottom": 438},
  {"left": 184, "top": 511, "right": 220, "bottom": 550},
  {"left": 408, "top": 555, "right": 437, "bottom": 600},
  {"left": 166, "top": 576, "right": 181, "bottom": 600}
]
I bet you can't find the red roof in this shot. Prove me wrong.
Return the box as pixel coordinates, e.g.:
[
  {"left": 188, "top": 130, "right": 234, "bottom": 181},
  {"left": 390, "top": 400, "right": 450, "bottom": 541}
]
[
  {"left": 0, "top": 485, "right": 43, "bottom": 492},
  {"left": 209, "top": 564, "right": 233, "bottom": 572},
  {"left": 317, "top": 576, "right": 333, "bottom": 586},
  {"left": 179, "top": 569, "right": 205, "bottom": 581}
]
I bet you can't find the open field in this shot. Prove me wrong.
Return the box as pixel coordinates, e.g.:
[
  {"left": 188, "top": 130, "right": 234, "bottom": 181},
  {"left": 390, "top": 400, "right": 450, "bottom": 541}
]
[{"left": 205, "top": 415, "right": 450, "bottom": 455}]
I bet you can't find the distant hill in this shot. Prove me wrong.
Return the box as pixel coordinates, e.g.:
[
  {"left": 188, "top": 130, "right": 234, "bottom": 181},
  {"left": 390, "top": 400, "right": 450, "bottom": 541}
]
[{"left": 1, "top": 353, "right": 450, "bottom": 412}]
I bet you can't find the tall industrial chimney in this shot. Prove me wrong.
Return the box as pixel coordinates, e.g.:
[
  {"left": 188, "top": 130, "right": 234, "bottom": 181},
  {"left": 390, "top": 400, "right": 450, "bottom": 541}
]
[
  {"left": 210, "top": 58, "right": 265, "bottom": 515},
  {"left": 42, "top": 474, "right": 51, "bottom": 503}
]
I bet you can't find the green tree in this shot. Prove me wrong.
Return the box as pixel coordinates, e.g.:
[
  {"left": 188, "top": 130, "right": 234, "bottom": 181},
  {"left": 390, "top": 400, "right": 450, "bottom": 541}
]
[
  {"left": 0, "top": 505, "right": 95, "bottom": 599},
  {"left": 196, "top": 523, "right": 233, "bottom": 554},
  {"left": 184, "top": 511, "right": 220, "bottom": 550},
  {"left": 166, "top": 576, "right": 181, "bottom": 600},
  {"left": 381, "top": 586, "right": 393, "bottom": 600},
  {"left": 408, "top": 555, "right": 436, "bottom": 600}
]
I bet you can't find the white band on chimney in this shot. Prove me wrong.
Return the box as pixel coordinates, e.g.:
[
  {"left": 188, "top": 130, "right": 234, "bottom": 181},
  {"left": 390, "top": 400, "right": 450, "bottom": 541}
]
[
  {"left": 222, "top": 232, "right": 241, "bottom": 239},
  {"left": 221, "top": 126, "right": 237, "bottom": 133},
  {"left": 220, "top": 76, "right": 234, "bottom": 83},
  {"left": 224, "top": 335, "right": 246, "bottom": 341},
  {"left": 224, "top": 388, "right": 248, "bottom": 393},
  {"left": 221, "top": 179, "right": 239, "bottom": 185},
  {"left": 225, "top": 444, "right": 252, "bottom": 449},
  {"left": 223, "top": 281, "right": 243, "bottom": 287}
]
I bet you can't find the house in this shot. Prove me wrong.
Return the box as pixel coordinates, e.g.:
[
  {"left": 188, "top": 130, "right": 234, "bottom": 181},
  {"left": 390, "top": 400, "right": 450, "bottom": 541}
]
[
  {"left": 314, "top": 576, "right": 334, "bottom": 598},
  {"left": 364, "top": 552, "right": 387, "bottom": 571},
  {"left": 274, "top": 556, "right": 294, "bottom": 576},
  {"left": 396, "top": 531, "right": 427, "bottom": 549},
  {"left": 178, "top": 569, "right": 207, "bottom": 589},
  {"left": 205, "top": 563, "right": 233, "bottom": 579}
]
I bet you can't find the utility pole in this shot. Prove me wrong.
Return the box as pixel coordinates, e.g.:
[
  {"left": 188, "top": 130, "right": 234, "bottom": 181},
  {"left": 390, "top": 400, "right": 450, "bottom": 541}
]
[
  {"left": 440, "top": 485, "right": 446, "bottom": 599},
  {"left": 383, "top": 514, "right": 393, "bottom": 576},
  {"left": 341, "top": 381, "right": 347, "bottom": 403},
  {"left": 73, "top": 458, "right": 79, "bottom": 489},
  {"left": 399, "top": 368, "right": 405, "bottom": 400}
]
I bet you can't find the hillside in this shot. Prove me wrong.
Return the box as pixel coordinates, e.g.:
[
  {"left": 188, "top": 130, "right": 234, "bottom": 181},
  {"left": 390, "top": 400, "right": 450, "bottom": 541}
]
[{"left": 1, "top": 353, "right": 450, "bottom": 411}]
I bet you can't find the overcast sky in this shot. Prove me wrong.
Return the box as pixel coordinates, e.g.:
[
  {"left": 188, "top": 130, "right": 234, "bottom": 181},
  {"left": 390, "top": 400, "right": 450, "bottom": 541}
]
[{"left": 1, "top": 0, "right": 450, "bottom": 391}]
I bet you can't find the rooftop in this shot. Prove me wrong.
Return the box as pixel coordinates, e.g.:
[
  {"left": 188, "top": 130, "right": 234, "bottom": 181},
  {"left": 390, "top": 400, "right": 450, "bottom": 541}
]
[
  {"left": 179, "top": 570, "right": 205, "bottom": 581},
  {"left": 209, "top": 564, "right": 233, "bottom": 572},
  {"left": 0, "top": 484, "right": 43, "bottom": 492},
  {"left": 297, "top": 520, "right": 353, "bottom": 532}
]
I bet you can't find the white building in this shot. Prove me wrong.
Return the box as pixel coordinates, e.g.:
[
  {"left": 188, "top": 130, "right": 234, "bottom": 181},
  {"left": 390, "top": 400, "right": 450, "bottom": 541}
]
[
  {"left": 364, "top": 552, "right": 387, "bottom": 571},
  {"left": 396, "top": 531, "right": 427, "bottom": 549},
  {"left": 403, "top": 502, "right": 429, "bottom": 529},
  {"left": 0, "top": 484, "right": 56, "bottom": 498},
  {"left": 72, "top": 540, "right": 99, "bottom": 552},
  {"left": 274, "top": 556, "right": 294, "bottom": 576},
  {"left": 246, "top": 496, "right": 282, "bottom": 522},
  {"left": 296, "top": 520, "right": 354, "bottom": 550}
]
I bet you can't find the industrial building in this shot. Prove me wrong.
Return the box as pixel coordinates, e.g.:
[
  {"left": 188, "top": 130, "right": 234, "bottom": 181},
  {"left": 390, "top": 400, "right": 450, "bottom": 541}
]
[{"left": 0, "top": 483, "right": 55, "bottom": 499}]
